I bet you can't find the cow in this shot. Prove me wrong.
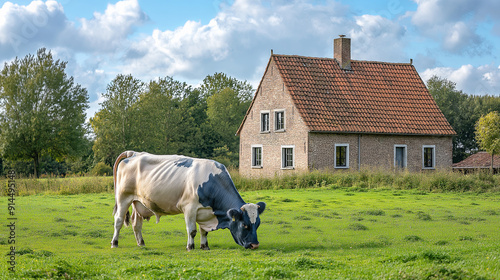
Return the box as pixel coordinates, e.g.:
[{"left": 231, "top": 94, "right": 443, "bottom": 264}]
[{"left": 110, "top": 151, "right": 266, "bottom": 250}]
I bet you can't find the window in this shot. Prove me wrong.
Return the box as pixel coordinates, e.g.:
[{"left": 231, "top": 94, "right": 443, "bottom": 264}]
[
  {"left": 275, "top": 110, "right": 285, "bottom": 131},
  {"left": 281, "top": 146, "right": 294, "bottom": 169},
  {"left": 251, "top": 145, "right": 262, "bottom": 168},
  {"left": 260, "top": 112, "right": 269, "bottom": 132},
  {"left": 335, "top": 144, "right": 349, "bottom": 168},
  {"left": 423, "top": 145, "right": 435, "bottom": 169},
  {"left": 394, "top": 145, "right": 407, "bottom": 169}
]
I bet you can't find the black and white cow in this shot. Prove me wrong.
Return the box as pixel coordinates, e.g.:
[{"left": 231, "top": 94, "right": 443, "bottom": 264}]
[{"left": 111, "top": 151, "right": 266, "bottom": 250}]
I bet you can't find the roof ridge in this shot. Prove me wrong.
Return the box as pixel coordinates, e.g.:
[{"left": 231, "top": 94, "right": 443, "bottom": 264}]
[{"left": 272, "top": 54, "right": 413, "bottom": 65}]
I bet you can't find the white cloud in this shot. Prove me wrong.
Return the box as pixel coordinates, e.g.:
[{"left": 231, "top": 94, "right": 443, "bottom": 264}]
[
  {"left": 0, "top": 0, "right": 147, "bottom": 58},
  {"left": 0, "top": 1, "right": 67, "bottom": 57},
  {"left": 421, "top": 64, "right": 500, "bottom": 95},
  {"left": 410, "top": 0, "right": 496, "bottom": 55},
  {"left": 65, "top": 0, "right": 147, "bottom": 52},
  {"left": 350, "top": 15, "right": 407, "bottom": 62},
  {"left": 120, "top": 0, "right": 355, "bottom": 82}
]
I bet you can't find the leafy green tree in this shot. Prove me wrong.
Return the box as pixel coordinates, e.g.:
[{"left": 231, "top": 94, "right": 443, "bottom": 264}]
[
  {"left": 206, "top": 87, "right": 251, "bottom": 166},
  {"left": 475, "top": 111, "right": 500, "bottom": 172},
  {"left": 199, "top": 72, "right": 253, "bottom": 101},
  {"left": 0, "top": 48, "right": 89, "bottom": 177},
  {"left": 90, "top": 74, "right": 143, "bottom": 165},
  {"left": 132, "top": 77, "right": 186, "bottom": 154},
  {"left": 427, "top": 76, "right": 476, "bottom": 162},
  {"left": 201, "top": 73, "right": 253, "bottom": 166}
]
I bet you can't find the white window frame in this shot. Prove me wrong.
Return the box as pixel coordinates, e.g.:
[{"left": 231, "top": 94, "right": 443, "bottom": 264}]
[
  {"left": 334, "top": 144, "right": 349, "bottom": 169},
  {"left": 394, "top": 145, "right": 407, "bottom": 169},
  {"left": 251, "top": 145, "right": 263, "bottom": 168},
  {"left": 274, "top": 109, "right": 285, "bottom": 132},
  {"left": 281, "top": 145, "right": 294, "bottom": 169},
  {"left": 422, "top": 145, "right": 436, "bottom": 169},
  {"left": 260, "top": 111, "right": 270, "bottom": 133}
]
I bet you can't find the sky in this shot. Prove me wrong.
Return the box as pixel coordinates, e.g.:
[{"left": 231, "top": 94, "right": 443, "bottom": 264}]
[{"left": 1, "top": 0, "right": 500, "bottom": 119}]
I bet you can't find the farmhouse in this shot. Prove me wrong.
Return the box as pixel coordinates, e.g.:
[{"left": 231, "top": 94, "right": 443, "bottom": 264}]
[{"left": 237, "top": 36, "right": 456, "bottom": 178}]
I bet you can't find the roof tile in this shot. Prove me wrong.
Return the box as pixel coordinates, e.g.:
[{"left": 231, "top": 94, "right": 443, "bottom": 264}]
[{"left": 272, "top": 54, "right": 456, "bottom": 135}]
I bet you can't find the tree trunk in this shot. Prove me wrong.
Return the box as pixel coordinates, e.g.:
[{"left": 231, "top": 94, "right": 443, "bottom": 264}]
[
  {"left": 492, "top": 153, "right": 495, "bottom": 174},
  {"left": 33, "top": 153, "right": 40, "bottom": 178}
]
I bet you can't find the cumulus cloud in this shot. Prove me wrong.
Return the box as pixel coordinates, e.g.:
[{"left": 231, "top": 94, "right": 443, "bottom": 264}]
[
  {"left": 120, "top": 0, "right": 353, "bottom": 83},
  {"left": 64, "top": 0, "right": 147, "bottom": 52},
  {"left": 421, "top": 64, "right": 500, "bottom": 95},
  {"left": 0, "top": 1, "right": 67, "bottom": 57},
  {"left": 410, "top": 0, "right": 497, "bottom": 55},
  {"left": 0, "top": 0, "right": 147, "bottom": 59},
  {"left": 350, "top": 15, "right": 407, "bottom": 62}
]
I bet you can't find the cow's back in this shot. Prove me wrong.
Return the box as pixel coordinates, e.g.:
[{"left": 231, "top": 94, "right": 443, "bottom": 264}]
[{"left": 115, "top": 152, "right": 224, "bottom": 215}]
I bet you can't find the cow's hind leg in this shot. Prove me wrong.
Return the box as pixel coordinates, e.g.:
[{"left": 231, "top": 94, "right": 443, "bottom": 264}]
[
  {"left": 131, "top": 207, "right": 145, "bottom": 246},
  {"left": 200, "top": 228, "right": 209, "bottom": 250},
  {"left": 111, "top": 197, "right": 133, "bottom": 248}
]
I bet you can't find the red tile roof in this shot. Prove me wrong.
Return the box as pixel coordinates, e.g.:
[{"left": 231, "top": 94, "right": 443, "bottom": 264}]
[
  {"left": 271, "top": 54, "right": 456, "bottom": 135},
  {"left": 452, "top": 152, "right": 500, "bottom": 169}
]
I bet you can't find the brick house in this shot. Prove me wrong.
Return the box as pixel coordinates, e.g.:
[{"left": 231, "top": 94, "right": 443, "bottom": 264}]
[{"left": 236, "top": 36, "right": 456, "bottom": 178}]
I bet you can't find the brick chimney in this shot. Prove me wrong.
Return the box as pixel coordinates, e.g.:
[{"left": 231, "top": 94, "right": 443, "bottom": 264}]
[{"left": 334, "top": 35, "right": 351, "bottom": 70}]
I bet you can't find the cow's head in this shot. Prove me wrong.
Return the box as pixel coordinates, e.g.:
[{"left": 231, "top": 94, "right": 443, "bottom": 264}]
[{"left": 227, "top": 202, "right": 266, "bottom": 249}]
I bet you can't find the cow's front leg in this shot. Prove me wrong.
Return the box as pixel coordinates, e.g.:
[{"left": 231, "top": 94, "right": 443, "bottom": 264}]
[
  {"left": 184, "top": 206, "right": 197, "bottom": 251},
  {"left": 131, "top": 209, "right": 145, "bottom": 246},
  {"left": 200, "top": 228, "right": 209, "bottom": 250}
]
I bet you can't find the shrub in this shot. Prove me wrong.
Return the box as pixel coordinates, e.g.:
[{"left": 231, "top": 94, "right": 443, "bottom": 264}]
[{"left": 91, "top": 162, "right": 112, "bottom": 176}]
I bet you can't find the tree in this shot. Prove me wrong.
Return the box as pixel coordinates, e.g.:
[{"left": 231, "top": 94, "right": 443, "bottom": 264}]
[
  {"left": 475, "top": 111, "right": 500, "bottom": 172},
  {"left": 90, "top": 74, "right": 143, "bottom": 165},
  {"left": 427, "top": 76, "right": 476, "bottom": 162},
  {"left": 0, "top": 48, "right": 89, "bottom": 177},
  {"left": 200, "top": 73, "right": 253, "bottom": 166},
  {"left": 132, "top": 77, "right": 186, "bottom": 154}
]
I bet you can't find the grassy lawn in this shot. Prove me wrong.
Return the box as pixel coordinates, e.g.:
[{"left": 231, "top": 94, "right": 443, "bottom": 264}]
[{"left": 1, "top": 188, "right": 499, "bottom": 279}]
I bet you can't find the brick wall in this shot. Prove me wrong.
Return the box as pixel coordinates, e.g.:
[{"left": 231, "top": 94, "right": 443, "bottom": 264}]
[
  {"left": 239, "top": 58, "right": 310, "bottom": 178},
  {"left": 308, "top": 133, "right": 453, "bottom": 172}
]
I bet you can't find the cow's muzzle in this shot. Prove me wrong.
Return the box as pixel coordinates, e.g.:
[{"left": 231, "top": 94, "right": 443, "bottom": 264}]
[{"left": 247, "top": 243, "right": 259, "bottom": 250}]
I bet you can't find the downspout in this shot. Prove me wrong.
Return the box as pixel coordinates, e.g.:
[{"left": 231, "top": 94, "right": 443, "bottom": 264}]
[{"left": 358, "top": 134, "right": 361, "bottom": 171}]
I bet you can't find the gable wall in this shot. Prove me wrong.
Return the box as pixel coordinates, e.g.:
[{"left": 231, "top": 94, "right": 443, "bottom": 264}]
[{"left": 239, "top": 59, "right": 310, "bottom": 178}]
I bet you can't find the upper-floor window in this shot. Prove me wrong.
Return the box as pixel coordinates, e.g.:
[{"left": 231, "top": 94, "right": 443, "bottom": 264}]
[
  {"left": 275, "top": 110, "right": 285, "bottom": 131},
  {"left": 335, "top": 144, "right": 349, "bottom": 168},
  {"left": 423, "top": 145, "right": 435, "bottom": 169},
  {"left": 260, "top": 112, "right": 270, "bottom": 132}
]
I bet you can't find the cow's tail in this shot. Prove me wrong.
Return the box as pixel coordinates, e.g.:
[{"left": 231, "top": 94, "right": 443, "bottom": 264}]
[{"left": 112, "top": 151, "right": 136, "bottom": 227}]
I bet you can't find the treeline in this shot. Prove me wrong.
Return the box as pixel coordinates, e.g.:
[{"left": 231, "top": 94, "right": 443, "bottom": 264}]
[
  {"left": 427, "top": 76, "right": 500, "bottom": 163},
  {"left": 90, "top": 73, "right": 252, "bottom": 168},
  {"left": 1, "top": 73, "right": 252, "bottom": 177},
  {"left": 0, "top": 48, "right": 252, "bottom": 177},
  {"left": 1, "top": 49, "right": 500, "bottom": 177}
]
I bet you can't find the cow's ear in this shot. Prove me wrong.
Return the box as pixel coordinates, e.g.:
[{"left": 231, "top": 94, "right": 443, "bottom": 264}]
[
  {"left": 227, "top": 208, "right": 243, "bottom": 221},
  {"left": 257, "top": 202, "right": 266, "bottom": 215}
]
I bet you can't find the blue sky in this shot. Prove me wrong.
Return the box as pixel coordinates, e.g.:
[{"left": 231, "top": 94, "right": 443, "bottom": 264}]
[{"left": 1, "top": 0, "right": 500, "bottom": 118}]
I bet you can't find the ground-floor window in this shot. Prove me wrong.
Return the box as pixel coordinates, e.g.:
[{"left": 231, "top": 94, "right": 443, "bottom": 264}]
[
  {"left": 335, "top": 144, "right": 349, "bottom": 168},
  {"left": 281, "top": 145, "right": 294, "bottom": 169},
  {"left": 252, "top": 145, "right": 262, "bottom": 168},
  {"left": 423, "top": 145, "right": 435, "bottom": 169},
  {"left": 394, "top": 145, "right": 407, "bottom": 169}
]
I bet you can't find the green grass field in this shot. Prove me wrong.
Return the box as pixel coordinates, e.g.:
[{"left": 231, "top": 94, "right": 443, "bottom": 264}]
[{"left": 1, "top": 188, "right": 500, "bottom": 279}]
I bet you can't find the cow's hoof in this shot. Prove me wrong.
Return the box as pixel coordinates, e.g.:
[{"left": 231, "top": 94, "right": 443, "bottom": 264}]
[
  {"left": 111, "top": 240, "right": 118, "bottom": 248},
  {"left": 138, "top": 239, "right": 145, "bottom": 246},
  {"left": 186, "top": 244, "right": 195, "bottom": 251},
  {"left": 200, "top": 243, "right": 210, "bottom": 250}
]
